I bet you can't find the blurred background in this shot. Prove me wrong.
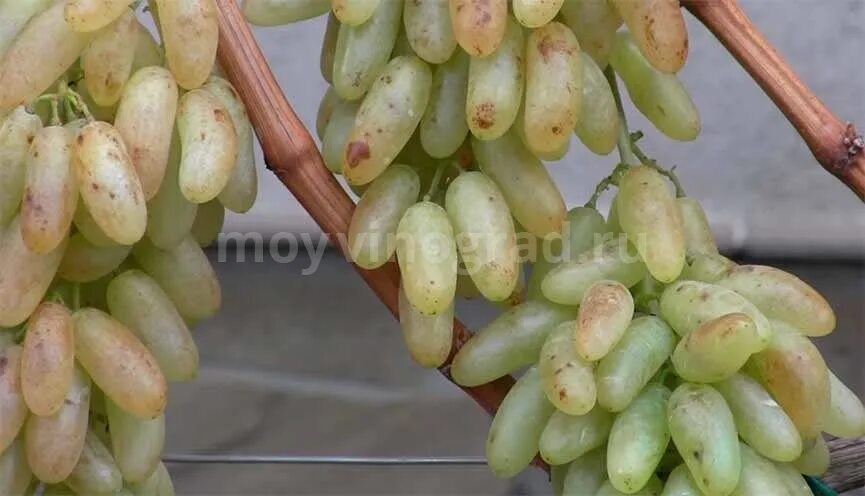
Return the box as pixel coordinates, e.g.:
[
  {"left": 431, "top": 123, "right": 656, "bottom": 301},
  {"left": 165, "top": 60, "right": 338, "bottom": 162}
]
[{"left": 165, "top": 1, "right": 865, "bottom": 493}]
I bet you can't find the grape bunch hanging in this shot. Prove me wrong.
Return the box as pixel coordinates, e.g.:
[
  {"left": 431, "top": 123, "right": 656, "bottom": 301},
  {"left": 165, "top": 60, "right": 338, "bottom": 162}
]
[
  {"left": 0, "top": 0, "right": 256, "bottom": 494},
  {"left": 247, "top": 0, "right": 865, "bottom": 495}
]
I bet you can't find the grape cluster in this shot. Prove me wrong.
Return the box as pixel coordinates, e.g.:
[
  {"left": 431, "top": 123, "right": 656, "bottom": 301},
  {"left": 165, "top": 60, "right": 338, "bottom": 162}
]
[
  {"left": 251, "top": 0, "right": 865, "bottom": 494},
  {"left": 0, "top": 0, "right": 255, "bottom": 494}
]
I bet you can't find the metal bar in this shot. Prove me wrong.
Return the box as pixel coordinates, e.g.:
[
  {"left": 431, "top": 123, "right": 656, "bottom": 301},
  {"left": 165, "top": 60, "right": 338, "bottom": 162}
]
[{"left": 163, "top": 454, "right": 488, "bottom": 466}]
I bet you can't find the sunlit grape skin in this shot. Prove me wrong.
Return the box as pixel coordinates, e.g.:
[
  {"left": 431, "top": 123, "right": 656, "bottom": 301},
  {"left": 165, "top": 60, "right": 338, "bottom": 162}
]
[
  {"left": 445, "top": 171, "right": 519, "bottom": 302},
  {"left": 395, "top": 201, "right": 458, "bottom": 316},
  {"left": 21, "top": 302, "right": 75, "bottom": 418},
  {"left": 538, "top": 321, "right": 596, "bottom": 415}
]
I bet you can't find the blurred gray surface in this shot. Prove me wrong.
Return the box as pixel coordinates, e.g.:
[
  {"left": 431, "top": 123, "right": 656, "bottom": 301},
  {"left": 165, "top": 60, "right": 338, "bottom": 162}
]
[
  {"left": 225, "top": 0, "right": 865, "bottom": 258},
  {"left": 162, "top": 250, "right": 864, "bottom": 495}
]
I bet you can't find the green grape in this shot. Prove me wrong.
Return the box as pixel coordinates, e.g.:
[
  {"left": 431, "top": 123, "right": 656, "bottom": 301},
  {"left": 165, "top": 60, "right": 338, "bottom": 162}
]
[
  {"left": 793, "top": 436, "right": 829, "bottom": 476},
  {"left": 607, "top": 383, "right": 671, "bottom": 493},
  {"left": 659, "top": 280, "right": 772, "bottom": 347},
  {"left": 716, "top": 265, "right": 835, "bottom": 337},
  {"left": 127, "top": 462, "right": 174, "bottom": 496},
  {"left": 332, "top": 0, "right": 381, "bottom": 25},
  {"left": 486, "top": 367, "right": 554, "bottom": 478},
  {"left": 451, "top": 300, "right": 575, "bottom": 387},
  {"left": 332, "top": 0, "right": 401, "bottom": 100},
  {"left": 107, "top": 270, "right": 200, "bottom": 382},
  {"left": 596, "top": 477, "right": 664, "bottom": 496},
  {"left": 610, "top": 0, "right": 688, "bottom": 74},
  {"left": 0, "top": 437, "right": 31, "bottom": 496},
  {"left": 539, "top": 321, "right": 596, "bottom": 415},
  {"left": 671, "top": 313, "right": 764, "bottom": 383},
  {"left": 81, "top": 11, "right": 136, "bottom": 107},
  {"left": 319, "top": 12, "right": 339, "bottom": 83},
  {"left": 575, "top": 53, "right": 619, "bottom": 156},
  {"left": 528, "top": 207, "right": 609, "bottom": 301},
  {"left": 773, "top": 462, "right": 815, "bottom": 496},
  {"left": 523, "top": 22, "right": 582, "bottom": 157},
  {"left": 395, "top": 201, "right": 457, "bottom": 315},
  {"left": 661, "top": 465, "right": 702, "bottom": 496},
  {"left": 541, "top": 236, "right": 647, "bottom": 306},
  {"left": 420, "top": 50, "right": 470, "bottom": 158},
  {"left": 610, "top": 32, "right": 700, "bottom": 142},
  {"left": 748, "top": 329, "right": 829, "bottom": 440},
  {"left": 513, "top": 0, "right": 564, "bottom": 27},
  {"left": 242, "top": 0, "right": 331, "bottom": 25},
  {"left": 114, "top": 66, "right": 179, "bottom": 201},
  {"left": 596, "top": 316, "right": 676, "bottom": 412},
  {"left": 191, "top": 199, "right": 225, "bottom": 248},
  {"left": 72, "top": 309, "right": 167, "bottom": 420},
  {"left": 404, "top": 0, "right": 457, "bottom": 63},
  {"left": 177, "top": 89, "right": 239, "bottom": 203},
  {"left": 0, "top": 346, "right": 27, "bottom": 454},
  {"left": 677, "top": 197, "right": 718, "bottom": 256},
  {"left": 202, "top": 76, "right": 258, "bottom": 213},
  {"left": 0, "top": 106, "right": 42, "bottom": 227},
  {"left": 0, "top": 0, "right": 53, "bottom": 55},
  {"left": 472, "top": 131, "right": 566, "bottom": 238},
  {"left": 343, "top": 56, "right": 432, "bottom": 185},
  {"left": 559, "top": 0, "right": 622, "bottom": 68},
  {"left": 0, "top": 215, "right": 68, "bottom": 327},
  {"left": 823, "top": 370, "right": 865, "bottom": 438},
  {"left": 348, "top": 164, "right": 420, "bottom": 269},
  {"left": 715, "top": 373, "right": 802, "bottom": 463},
  {"left": 731, "top": 443, "right": 789, "bottom": 496},
  {"left": 154, "top": 0, "right": 218, "bottom": 90},
  {"left": 64, "top": 430, "right": 122, "bottom": 495},
  {"left": 74, "top": 121, "right": 147, "bottom": 245},
  {"left": 321, "top": 96, "right": 361, "bottom": 174},
  {"left": 576, "top": 280, "right": 634, "bottom": 361},
  {"left": 679, "top": 253, "right": 735, "bottom": 283},
  {"left": 0, "top": 2, "right": 91, "bottom": 112},
  {"left": 617, "top": 166, "right": 685, "bottom": 283},
  {"left": 146, "top": 133, "right": 199, "bottom": 250},
  {"left": 24, "top": 366, "right": 90, "bottom": 483},
  {"left": 540, "top": 407, "right": 613, "bottom": 465},
  {"left": 21, "top": 126, "right": 76, "bottom": 254},
  {"left": 20, "top": 303, "right": 75, "bottom": 417},
  {"left": 445, "top": 171, "right": 519, "bottom": 301},
  {"left": 466, "top": 18, "right": 524, "bottom": 140},
  {"left": 132, "top": 236, "right": 222, "bottom": 322},
  {"left": 106, "top": 398, "right": 165, "bottom": 483},
  {"left": 668, "top": 383, "right": 741, "bottom": 496},
  {"left": 316, "top": 86, "right": 338, "bottom": 140},
  {"left": 562, "top": 448, "right": 607, "bottom": 496},
  {"left": 59, "top": 233, "right": 131, "bottom": 283},
  {"left": 64, "top": 0, "right": 130, "bottom": 32},
  {"left": 397, "top": 284, "right": 453, "bottom": 368},
  {"left": 551, "top": 463, "right": 568, "bottom": 496},
  {"left": 449, "top": 0, "right": 507, "bottom": 57}
]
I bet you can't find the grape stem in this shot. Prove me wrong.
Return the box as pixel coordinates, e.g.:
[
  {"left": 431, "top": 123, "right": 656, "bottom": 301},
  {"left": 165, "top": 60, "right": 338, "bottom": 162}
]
[
  {"left": 603, "top": 66, "right": 639, "bottom": 167},
  {"left": 585, "top": 162, "right": 629, "bottom": 209},
  {"left": 628, "top": 133, "right": 688, "bottom": 198},
  {"left": 423, "top": 161, "right": 450, "bottom": 202},
  {"left": 65, "top": 89, "right": 95, "bottom": 122},
  {"left": 71, "top": 283, "right": 81, "bottom": 311}
]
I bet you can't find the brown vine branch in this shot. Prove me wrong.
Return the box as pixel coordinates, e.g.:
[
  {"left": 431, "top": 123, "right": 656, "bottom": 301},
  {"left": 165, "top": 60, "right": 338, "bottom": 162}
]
[
  {"left": 212, "top": 0, "right": 549, "bottom": 470},
  {"left": 682, "top": 0, "right": 865, "bottom": 201},
  {"left": 823, "top": 437, "right": 865, "bottom": 493}
]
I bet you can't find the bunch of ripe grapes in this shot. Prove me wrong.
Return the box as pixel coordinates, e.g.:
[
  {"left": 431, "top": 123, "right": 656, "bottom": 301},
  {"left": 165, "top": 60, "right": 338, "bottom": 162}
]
[
  {"left": 0, "top": 0, "right": 256, "bottom": 493},
  {"left": 246, "top": 0, "right": 865, "bottom": 495}
]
